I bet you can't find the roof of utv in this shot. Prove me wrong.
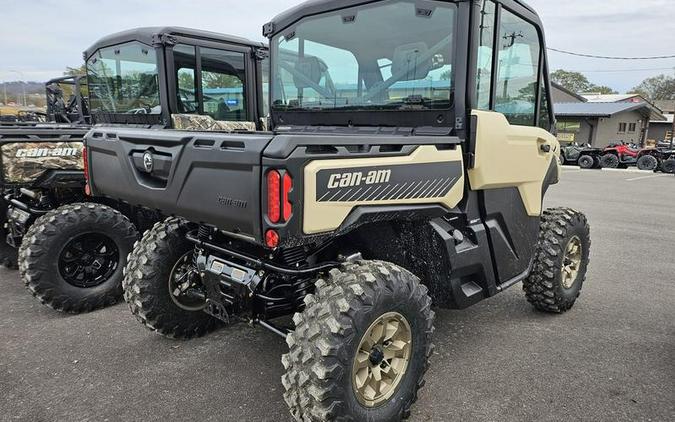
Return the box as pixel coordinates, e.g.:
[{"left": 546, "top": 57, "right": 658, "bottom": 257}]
[
  {"left": 265, "top": 0, "right": 540, "bottom": 37},
  {"left": 84, "top": 26, "right": 265, "bottom": 60}
]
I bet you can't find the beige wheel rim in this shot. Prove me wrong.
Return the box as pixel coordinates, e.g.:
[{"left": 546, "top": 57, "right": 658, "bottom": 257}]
[
  {"left": 352, "top": 312, "right": 412, "bottom": 407},
  {"left": 561, "top": 236, "right": 582, "bottom": 289}
]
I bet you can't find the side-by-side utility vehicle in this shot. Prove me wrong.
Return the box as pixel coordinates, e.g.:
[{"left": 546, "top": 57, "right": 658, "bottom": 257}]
[
  {"left": 2, "top": 27, "right": 268, "bottom": 314},
  {"left": 85, "top": 1, "right": 591, "bottom": 420}
]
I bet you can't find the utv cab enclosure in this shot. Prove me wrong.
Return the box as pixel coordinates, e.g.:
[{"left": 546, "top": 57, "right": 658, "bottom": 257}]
[
  {"left": 83, "top": 26, "right": 269, "bottom": 130},
  {"left": 86, "top": 1, "right": 590, "bottom": 421}
]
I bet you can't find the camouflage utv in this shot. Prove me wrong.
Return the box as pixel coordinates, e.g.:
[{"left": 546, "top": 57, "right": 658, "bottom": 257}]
[{"left": 2, "top": 27, "right": 269, "bottom": 314}]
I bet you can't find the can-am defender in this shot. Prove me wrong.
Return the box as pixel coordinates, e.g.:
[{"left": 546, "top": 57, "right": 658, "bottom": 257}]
[
  {"left": 85, "top": 1, "right": 591, "bottom": 420},
  {"left": 4, "top": 27, "right": 268, "bottom": 314}
]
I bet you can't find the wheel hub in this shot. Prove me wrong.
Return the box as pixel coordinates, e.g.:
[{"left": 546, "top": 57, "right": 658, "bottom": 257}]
[
  {"left": 58, "top": 233, "right": 119, "bottom": 288},
  {"left": 561, "top": 236, "right": 582, "bottom": 289},
  {"left": 352, "top": 312, "right": 412, "bottom": 408},
  {"left": 168, "top": 251, "right": 206, "bottom": 311}
]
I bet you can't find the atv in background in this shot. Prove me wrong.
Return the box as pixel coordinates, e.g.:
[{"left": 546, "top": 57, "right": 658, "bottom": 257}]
[
  {"left": 561, "top": 143, "right": 603, "bottom": 169},
  {"left": 86, "top": 1, "right": 591, "bottom": 420},
  {"left": 600, "top": 142, "right": 675, "bottom": 171},
  {"left": 2, "top": 27, "right": 269, "bottom": 314}
]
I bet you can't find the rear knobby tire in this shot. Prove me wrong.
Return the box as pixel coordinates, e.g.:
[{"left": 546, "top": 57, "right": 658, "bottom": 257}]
[
  {"left": 123, "top": 217, "right": 221, "bottom": 339},
  {"left": 19, "top": 203, "right": 137, "bottom": 313},
  {"left": 523, "top": 208, "right": 591, "bottom": 313},
  {"left": 282, "top": 260, "right": 434, "bottom": 422},
  {"left": 600, "top": 153, "right": 619, "bottom": 168}
]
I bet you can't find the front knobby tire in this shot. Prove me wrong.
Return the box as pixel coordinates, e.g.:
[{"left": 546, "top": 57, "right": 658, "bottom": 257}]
[
  {"left": 282, "top": 260, "right": 435, "bottom": 422},
  {"left": 123, "top": 217, "right": 221, "bottom": 339},
  {"left": 523, "top": 208, "right": 591, "bottom": 313},
  {"left": 600, "top": 153, "right": 619, "bottom": 169},
  {"left": 577, "top": 155, "right": 594, "bottom": 169},
  {"left": 636, "top": 155, "right": 658, "bottom": 171},
  {"left": 19, "top": 203, "right": 137, "bottom": 313}
]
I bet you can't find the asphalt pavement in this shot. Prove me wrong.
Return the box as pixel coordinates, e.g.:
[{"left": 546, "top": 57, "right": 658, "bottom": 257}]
[{"left": 0, "top": 169, "right": 673, "bottom": 422}]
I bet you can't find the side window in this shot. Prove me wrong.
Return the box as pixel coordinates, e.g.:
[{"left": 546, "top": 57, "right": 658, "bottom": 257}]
[
  {"left": 262, "top": 56, "right": 270, "bottom": 116},
  {"left": 173, "top": 44, "right": 197, "bottom": 113},
  {"left": 538, "top": 69, "right": 552, "bottom": 130},
  {"left": 476, "top": 0, "right": 496, "bottom": 110},
  {"left": 200, "top": 48, "right": 248, "bottom": 121},
  {"left": 494, "top": 9, "right": 541, "bottom": 126}
]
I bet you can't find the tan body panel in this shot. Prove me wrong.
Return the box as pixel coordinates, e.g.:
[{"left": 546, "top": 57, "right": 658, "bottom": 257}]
[
  {"left": 1, "top": 142, "right": 83, "bottom": 184},
  {"left": 171, "top": 114, "right": 256, "bottom": 132},
  {"left": 468, "top": 110, "right": 560, "bottom": 216},
  {"left": 303, "top": 145, "right": 464, "bottom": 234}
]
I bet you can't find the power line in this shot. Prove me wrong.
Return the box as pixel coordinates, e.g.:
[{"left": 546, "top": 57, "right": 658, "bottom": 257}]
[{"left": 548, "top": 47, "right": 675, "bottom": 60}]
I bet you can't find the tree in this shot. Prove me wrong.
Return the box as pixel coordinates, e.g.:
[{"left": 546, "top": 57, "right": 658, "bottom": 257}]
[
  {"left": 629, "top": 74, "right": 675, "bottom": 100},
  {"left": 587, "top": 85, "right": 617, "bottom": 95},
  {"left": 64, "top": 64, "right": 87, "bottom": 77},
  {"left": 551, "top": 69, "right": 591, "bottom": 93},
  {"left": 551, "top": 69, "right": 618, "bottom": 95}
]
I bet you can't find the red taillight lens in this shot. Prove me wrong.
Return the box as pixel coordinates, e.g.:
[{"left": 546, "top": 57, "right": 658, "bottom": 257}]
[
  {"left": 82, "top": 145, "right": 91, "bottom": 196},
  {"left": 265, "top": 229, "right": 279, "bottom": 248},
  {"left": 267, "top": 170, "right": 281, "bottom": 223},
  {"left": 82, "top": 145, "right": 89, "bottom": 181},
  {"left": 282, "top": 173, "right": 292, "bottom": 221}
]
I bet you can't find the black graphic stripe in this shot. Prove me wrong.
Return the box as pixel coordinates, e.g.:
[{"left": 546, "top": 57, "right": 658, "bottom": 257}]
[{"left": 318, "top": 176, "right": 458, "bottom": 203}]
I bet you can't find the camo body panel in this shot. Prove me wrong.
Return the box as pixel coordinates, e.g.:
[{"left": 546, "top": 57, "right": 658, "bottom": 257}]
[
  {"left": 1, "top": 142, "right": 83, "bottom": 184},
  {"left": 171, "top": 114, "right": 256, "bottom": 132}
]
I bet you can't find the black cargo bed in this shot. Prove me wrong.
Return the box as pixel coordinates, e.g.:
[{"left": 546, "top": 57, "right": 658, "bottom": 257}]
[{"left": 86, "top": 127, "right": 273, "bottom": 241}]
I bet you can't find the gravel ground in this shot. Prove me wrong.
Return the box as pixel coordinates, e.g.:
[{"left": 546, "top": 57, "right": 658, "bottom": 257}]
[{"left": 0, "top": 169, "right": 673, "bottom": 422}]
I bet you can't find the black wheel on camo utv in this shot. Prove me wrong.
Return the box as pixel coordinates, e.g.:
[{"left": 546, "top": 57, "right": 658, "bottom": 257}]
[
  {"left": 636, "top": 154, "right": 658, "bottom": 171},
  {"left": 523, "top": 208, "right": 591, "bottom": 313},
  {"left": 19, "top": 203, "right": 137, "bottom": 313},
  {"left": 577, "top": 155, "right": 594, "bottom": 169},
  {"left": 600, "top": 153, "right": 619, "bottom": 168},
  {"left": 282, "top": 260, "right": 434, "bottom": 422},
  {"left": 123, "top": 217, "right": 221, "bottom": 339},
  {"left": 0, "top": 198, "right": 18, "bottom": 269}
]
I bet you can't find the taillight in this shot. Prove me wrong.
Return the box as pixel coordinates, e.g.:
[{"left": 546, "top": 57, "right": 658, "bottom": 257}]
[
  {"left": 265, "top": 229, "right": 279, "bottom": 248},
  {"left": 82, "top": 145, "right": 91, "bottom": 196},
  {"left": 82, "top": 145, "right": 89, "bottom": 180},
  {"left": 282, "top": 173, "right": 292, "bottom": 221},
  {"left": 267, "top": 170, "right": 281, "bottom": 223}
]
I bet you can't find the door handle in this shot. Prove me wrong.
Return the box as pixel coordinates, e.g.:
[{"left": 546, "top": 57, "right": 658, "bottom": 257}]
[{"left": 540, "top": 144, "right": 551, "bottom": 153}]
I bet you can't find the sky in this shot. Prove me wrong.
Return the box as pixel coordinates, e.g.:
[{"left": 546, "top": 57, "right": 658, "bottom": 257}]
[{"left": 0, "top": 0, "right": 673, "bottom": 93}]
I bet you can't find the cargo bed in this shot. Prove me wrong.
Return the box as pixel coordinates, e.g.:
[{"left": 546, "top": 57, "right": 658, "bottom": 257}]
[{"left": 85, "top": 127, "right": 273, "bottom": 241}]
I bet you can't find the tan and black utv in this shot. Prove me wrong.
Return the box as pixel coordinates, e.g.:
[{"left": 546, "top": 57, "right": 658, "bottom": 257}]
[{"left": 84, "top": 0, "right": 591, "bottom": 420}]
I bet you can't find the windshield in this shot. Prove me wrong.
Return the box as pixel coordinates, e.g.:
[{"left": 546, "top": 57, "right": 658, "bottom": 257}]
[
  {"left": 271, "top": 0, "right": 456, "bottom": 112},
  {"left": 87, "top": 41, "right": 160, "bottom": 114}
]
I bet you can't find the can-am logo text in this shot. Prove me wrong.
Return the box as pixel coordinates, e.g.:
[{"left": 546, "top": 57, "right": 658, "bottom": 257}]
[
  {"left": 15, "top": 148, "right": 79, "bottom": 158},
  {"left": 327, "top": 169, "right": 391, "bottom": 189}
]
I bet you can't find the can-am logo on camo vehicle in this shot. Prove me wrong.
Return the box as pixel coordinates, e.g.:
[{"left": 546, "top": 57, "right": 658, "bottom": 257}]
[
  {"left": 15, "top": 147, "right": 79, "bottom": 158},
  {"left": 327, "top": 169, "right": 391, "bottom": 189}
]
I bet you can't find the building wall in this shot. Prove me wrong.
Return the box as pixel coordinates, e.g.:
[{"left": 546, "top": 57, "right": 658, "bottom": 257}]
[
  {"left": 594, "top": 110, "right": 645, "bottom": 147},
  {"left": 556, "top": 117, "right": 595, "bottom": 145},
  {"left": 648, "top": 122, "right": 672, "bottom": 142},
  {"left": 559, "top": 111, "right": 647, "bottom": 147}
]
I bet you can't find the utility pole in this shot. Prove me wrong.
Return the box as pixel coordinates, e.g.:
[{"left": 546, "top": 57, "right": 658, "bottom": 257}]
[{"left": 670, "top": 110, "right": 674, "bottom": 149}]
